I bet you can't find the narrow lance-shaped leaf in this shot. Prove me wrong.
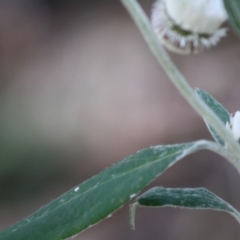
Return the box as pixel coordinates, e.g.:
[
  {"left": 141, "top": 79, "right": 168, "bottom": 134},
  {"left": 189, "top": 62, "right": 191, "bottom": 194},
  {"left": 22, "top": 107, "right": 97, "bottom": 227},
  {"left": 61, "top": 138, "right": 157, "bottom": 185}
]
[
  {"left": 223, "top": 0, "right": 240, "bottom": 37},
  {"left": 130, "top": 187, "right": 240, "bottom": 229},
  {"left": 196, "top": 88, "right": 230, "bottom": 146},
  {"left": 0, "top": 141, "right": 211, "bottom": 240}
]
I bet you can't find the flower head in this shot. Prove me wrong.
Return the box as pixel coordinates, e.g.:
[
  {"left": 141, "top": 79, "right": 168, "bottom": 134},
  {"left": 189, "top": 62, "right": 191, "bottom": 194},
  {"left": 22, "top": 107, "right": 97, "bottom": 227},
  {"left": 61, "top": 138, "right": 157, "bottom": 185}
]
[
  {"left": 151, "top": 0, "right": 228, "bottom": 54},
  {"left": 226, "top": 111, "right": 240, "bottom": 142}
]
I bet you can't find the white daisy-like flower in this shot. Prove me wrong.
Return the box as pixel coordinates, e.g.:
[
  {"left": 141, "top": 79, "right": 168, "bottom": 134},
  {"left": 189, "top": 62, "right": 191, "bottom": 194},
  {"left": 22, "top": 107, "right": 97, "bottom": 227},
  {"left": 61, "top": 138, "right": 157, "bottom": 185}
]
[
  {"left": 226, "top": 111, "right": 240, "bottom": 142},
  {"left": 151, "top": 0, "right": 228, "bottom": 54}
]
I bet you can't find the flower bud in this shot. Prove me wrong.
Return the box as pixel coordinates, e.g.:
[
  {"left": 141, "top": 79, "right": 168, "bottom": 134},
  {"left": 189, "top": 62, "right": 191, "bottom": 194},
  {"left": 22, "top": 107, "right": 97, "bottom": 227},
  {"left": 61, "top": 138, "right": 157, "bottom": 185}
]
[
  {"left": 226, "top": 111, "right": 240, "bottom": 142},
  {"left": 151, "top": 0, "right": 228, "bottom": 54}
]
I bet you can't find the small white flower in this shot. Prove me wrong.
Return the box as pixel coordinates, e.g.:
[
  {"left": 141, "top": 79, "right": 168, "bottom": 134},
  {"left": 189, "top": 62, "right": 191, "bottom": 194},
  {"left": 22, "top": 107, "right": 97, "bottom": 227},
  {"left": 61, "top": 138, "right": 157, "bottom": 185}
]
[
  {"left": 151, "top": 0, "right": 228, "bottom": 54},
  {"left": 226, "top": 111, "right": 240, "bottom": 141}
]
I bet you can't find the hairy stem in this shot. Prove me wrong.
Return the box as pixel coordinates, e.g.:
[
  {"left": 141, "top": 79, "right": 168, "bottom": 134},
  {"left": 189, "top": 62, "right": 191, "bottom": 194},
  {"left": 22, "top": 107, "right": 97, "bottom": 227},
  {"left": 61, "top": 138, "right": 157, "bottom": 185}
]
[{"left": 121, "top": 0, "right": 240, "bottom": 173}]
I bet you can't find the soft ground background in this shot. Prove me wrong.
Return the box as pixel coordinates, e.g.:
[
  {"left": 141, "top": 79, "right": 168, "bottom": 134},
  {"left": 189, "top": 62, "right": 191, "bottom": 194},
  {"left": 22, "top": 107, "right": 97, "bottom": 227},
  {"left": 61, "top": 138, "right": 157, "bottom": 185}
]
[{"left": 1, "top": 0, "right": 240, "bottom": 239}]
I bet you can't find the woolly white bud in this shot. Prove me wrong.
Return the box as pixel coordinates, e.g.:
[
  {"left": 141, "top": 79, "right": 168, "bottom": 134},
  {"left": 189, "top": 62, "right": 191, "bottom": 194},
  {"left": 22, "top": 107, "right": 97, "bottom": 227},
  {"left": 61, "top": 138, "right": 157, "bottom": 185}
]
[
  {"left": 226, "top": 111, "right": 240, "bottom": 142},
  {"left": 151, "top": 0, "right": 228, "bottom": 54}
]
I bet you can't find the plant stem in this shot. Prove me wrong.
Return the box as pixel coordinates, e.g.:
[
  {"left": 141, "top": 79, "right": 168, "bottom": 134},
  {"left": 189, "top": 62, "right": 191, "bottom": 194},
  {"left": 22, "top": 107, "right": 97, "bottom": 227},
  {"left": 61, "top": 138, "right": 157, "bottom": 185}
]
[
  {"left": 199, "top": 140, "right": 240, "bottom": 173},
  {"left": 121, "top": 0, "right": 240, "bottom": 173}
]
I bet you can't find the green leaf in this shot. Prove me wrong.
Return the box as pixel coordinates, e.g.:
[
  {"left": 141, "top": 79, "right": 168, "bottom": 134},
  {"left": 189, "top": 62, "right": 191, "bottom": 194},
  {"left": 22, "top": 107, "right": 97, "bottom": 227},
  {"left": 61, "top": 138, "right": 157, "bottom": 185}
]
[
  {"left": 196, "top": 88, "right": 231, "bottom": 146},
  {"left": 130, "top": 187, "right": 240, "bottom": 229},
  {"left": 0, "top": 141, "right": 210, "bottom": 240},
  {"left": 223, "top": 0, "right": 240, "bottom": 36}
]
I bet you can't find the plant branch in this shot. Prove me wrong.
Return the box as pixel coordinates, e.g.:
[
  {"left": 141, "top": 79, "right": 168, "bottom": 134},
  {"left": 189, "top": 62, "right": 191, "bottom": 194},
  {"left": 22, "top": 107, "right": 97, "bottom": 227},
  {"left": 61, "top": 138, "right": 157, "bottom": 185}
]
[{"left": 121, "top": 0, "right": 240, "bottom": 173}]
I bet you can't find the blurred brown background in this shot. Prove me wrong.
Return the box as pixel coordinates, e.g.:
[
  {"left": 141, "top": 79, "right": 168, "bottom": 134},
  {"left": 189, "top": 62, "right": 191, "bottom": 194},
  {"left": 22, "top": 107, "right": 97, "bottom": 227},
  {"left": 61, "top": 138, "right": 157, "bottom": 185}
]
[{"left": 1, "top": 0, "right": 240, "bottom": 239}]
